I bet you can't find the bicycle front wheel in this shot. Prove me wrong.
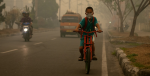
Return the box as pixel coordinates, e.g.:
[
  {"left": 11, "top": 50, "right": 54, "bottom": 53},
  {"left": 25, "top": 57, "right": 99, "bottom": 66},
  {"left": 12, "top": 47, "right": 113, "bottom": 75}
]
[{"left": 85, "top": 48, "right": 91, "bottom": 74}]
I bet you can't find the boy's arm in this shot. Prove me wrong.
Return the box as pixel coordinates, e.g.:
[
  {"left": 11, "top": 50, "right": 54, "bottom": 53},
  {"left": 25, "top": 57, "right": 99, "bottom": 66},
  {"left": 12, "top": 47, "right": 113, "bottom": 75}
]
[
  {"left": 94, "top": 17, "right": 102, "bottom": 31},
  {"left": 96, "top": 23, "right": 103, "bottom": 32},
  {"left": 75, "top": 24, "right": 81, "bottom": 31},
  {"left": 96, "top": 23, "right": 101, "bottom": 30}
]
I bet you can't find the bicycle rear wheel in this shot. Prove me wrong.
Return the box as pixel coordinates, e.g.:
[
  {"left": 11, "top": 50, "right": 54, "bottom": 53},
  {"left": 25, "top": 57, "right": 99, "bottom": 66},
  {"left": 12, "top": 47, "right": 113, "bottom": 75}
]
[{"left": 85, "top": 48, "right": 91, "bottom": 74}]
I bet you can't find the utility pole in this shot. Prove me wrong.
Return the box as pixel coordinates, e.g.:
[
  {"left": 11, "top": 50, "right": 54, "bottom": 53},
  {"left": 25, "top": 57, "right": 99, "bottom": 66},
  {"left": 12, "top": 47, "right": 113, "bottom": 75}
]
[
  {"left": 13, "top": 0, "right": 16, "bottom": 8},
  {"left": 69, "top": 0, "right": 71, "bottom": 9},
  {"left": 35, "top": 0, "right": 38, "bottom": 17},
  {"left": 77, "top": 0, "right": 78, "bottom": 13},
  {"left": 81, "top": 0, "right": 83, "bottom": 17},
  {"left": 59, "top": 0, "right": 61, "bottom": 20}
]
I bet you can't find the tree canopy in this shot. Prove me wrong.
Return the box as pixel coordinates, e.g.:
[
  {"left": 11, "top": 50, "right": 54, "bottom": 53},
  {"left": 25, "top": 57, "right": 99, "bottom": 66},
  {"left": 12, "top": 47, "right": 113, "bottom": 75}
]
[
  {"left": 37, "top": 0, "right": 59, "bottom": 19},
  {"left": 0, "top": 0, "right": 5, "bottom": 23}
]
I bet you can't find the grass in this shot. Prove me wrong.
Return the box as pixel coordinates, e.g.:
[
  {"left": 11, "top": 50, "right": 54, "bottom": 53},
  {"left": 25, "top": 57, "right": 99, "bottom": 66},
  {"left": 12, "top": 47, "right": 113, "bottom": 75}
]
[
  {"left": 127, "top": 54, "right": 138, "bottom": 58},
  {"left": 125, "top": 52, "right": 150, "bottom": 69},
  {"left": 126, "top": 54, "right": 138, "bottom": 62},
  {"left": 112, "top": 50, "right": 117, "bottom": 56},
  {"left": 129, "top": 57, "right": 137, "bottom": 62},
  {"left": 133, "top": 62, "right": 145, "bottom": 68},
  {"left": 120, "top": 47, "right": 127, "bottom": 51},
  {"left": 111, "top": 41, "right": 141, "bottom": 46},
  {"left": 110, "top": 40, "right": 141, "bottom": 46},
  {"left": 127, "top": 43, "right": 141, "bottom": 46},
  {"left": 133, "top": 62, "right": 150, "bottom": 69}
]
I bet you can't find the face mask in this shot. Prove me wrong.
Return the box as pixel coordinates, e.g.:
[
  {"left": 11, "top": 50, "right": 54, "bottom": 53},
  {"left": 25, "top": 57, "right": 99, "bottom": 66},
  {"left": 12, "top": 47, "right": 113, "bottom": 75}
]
[{"left": 86, "top": 13, "right": 93, "bottom": 19}]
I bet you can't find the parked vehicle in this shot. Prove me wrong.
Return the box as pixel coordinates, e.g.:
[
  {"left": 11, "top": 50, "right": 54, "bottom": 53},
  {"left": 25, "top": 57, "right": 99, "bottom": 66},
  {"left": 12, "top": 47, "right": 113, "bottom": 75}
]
[{"left": 59, "top": 10, "right": 82, "bottom": 37}]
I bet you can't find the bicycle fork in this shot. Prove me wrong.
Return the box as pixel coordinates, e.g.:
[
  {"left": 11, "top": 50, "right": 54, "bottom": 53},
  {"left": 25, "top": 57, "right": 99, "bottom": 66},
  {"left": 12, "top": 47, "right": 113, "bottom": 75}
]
[{"left": 83, "top": 35, "right": 93, "bottom": 61}]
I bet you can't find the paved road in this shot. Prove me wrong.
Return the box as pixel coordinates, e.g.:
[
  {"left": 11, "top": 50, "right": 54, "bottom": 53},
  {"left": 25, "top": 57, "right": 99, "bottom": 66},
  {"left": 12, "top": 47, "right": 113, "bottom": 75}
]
[{"left": 0, "top": 28, "right": 124, "bottom": 76}]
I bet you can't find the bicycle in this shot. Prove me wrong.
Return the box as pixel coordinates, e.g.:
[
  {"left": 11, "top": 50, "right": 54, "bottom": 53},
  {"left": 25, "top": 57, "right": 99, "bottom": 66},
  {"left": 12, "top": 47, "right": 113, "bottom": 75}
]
[{"left": 74, "top": 30, "right": 102, "bottom": 74}]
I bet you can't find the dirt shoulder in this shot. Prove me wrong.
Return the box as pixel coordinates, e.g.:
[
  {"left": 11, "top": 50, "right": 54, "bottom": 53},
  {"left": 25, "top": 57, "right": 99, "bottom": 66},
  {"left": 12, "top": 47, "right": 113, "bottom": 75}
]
[
  {"left": 109, "top": 29, "right": 150, "bottom": 69},
  {"left": 121, "top": 44, "right": 150, "bottom": 69},
  {"left": 0, "top": 29, "right": 20, "bottom": 35},
  {"left": 109, "top": 29, "right": 150, "bottom": 43}
]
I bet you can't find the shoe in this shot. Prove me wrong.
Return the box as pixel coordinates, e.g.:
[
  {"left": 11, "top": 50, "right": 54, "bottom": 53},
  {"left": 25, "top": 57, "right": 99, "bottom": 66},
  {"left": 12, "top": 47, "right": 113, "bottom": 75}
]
[
  {"left": 78, "top": 55, "right": 83, "bottom": 61},
  {"left": 92, "top": 54, "right": 97, "bottom": 60}
]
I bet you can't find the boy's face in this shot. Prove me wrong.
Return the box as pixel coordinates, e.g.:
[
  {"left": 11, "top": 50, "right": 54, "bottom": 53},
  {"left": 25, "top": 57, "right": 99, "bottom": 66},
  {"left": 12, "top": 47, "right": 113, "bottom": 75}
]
[{"left": 85, "top": 9, "right": 94, "bottom": 15}]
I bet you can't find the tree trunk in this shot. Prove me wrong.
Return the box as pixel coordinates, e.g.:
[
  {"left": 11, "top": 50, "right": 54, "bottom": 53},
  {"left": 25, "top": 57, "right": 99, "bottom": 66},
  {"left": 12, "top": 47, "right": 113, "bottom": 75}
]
[
  {"left": 117, "top": 1, "right": 124, "bottom": 33},
  {"left": 120, "top": 18, "right": 124, "bottom": 32},
  {"left": 129, "top": 15, "right": 138, "bottom": 37},
  {"left": 5, "top": 24, "right": 8, "bottom": 29},
  {"left": 18, "top": 24, "right": 20, "bottom": 29},
  {"left": 8, "top": 24, "right": 11, "bottom": 29},
  {"left": 10, "top": 22, "right": 14, "bottom": 29}
]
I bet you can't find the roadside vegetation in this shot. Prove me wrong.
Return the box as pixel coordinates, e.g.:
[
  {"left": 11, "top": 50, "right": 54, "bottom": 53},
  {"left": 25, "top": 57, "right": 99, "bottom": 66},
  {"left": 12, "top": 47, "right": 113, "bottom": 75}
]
[{"left": 120, "top": 44, "right": 150, "bottom": 69}]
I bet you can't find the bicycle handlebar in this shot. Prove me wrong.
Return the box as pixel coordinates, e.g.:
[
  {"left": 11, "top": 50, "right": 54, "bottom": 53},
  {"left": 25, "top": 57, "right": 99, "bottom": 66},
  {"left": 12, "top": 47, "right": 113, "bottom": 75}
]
[
  {"left": 73, "top": 30, "right": 103, "bottom": 38},
  {"left": 73, "top": 30, "right": 103, "bottom": 33}
]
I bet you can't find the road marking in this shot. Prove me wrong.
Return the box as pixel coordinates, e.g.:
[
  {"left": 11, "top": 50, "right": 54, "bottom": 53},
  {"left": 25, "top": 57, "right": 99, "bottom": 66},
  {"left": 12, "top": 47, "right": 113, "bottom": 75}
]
[
  {"left": 102, "top": 32, "right": 108, "bottom": 76},
  {"left": 51, "top": 38, "right": 56, "bottom": 40},
  {"left": 34, "top": 42, "right": 43, "bottom": 45},
  {"left": 1, "top": 49, "right": 18, "bottom": 54}
]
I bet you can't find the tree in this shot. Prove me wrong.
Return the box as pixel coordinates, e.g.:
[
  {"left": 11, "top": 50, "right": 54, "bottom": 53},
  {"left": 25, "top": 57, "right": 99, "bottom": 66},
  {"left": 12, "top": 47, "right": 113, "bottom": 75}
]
[
  {"left": 37, "top": 0, "right": 59, "bottom": 20},
  {"left": 5, "top": 9, "right": 20, "bottom": 29},
  {"left": 0, "top": 0, "right": 5, "bottom": 23},
  {"left": 98, "top": 0, "right": 133, "bottom": 32},
  {"left": 99, "top": 0, "right": 113, "bottom": 15},
  {"left": 35, "top": 0, "right": 59, "bottom": 28},
  {"left": 129, "top": 0, "right": 150, "bottom": 37},
  {"left": 31, "top": 0, "right": 36, "bottom": 21},
  {"left": 25, "top": 5, "right": 30, "bottom": 12}
]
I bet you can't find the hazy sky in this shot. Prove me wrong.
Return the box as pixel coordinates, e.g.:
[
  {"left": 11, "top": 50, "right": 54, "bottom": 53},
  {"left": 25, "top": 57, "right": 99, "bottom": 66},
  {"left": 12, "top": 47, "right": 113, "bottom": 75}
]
[
  {"left": 56, "top": 0, "right": 101, "bottom": 20},
  {"left": 3, "top": 0, "right": 107, "bottom": 24},
  {"left": 3, "top": 0, "right": 32, "bottom": 11}
]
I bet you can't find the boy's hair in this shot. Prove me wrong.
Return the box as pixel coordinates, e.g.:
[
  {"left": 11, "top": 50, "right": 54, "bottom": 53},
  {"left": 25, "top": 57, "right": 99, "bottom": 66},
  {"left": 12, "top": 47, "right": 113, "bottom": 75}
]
[{"left": 85, "top": 7, "right": 94, "bottom": 12}]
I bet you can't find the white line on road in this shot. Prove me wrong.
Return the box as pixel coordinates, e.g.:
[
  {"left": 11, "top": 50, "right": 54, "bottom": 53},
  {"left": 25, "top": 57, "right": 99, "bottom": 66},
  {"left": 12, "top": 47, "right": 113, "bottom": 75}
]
[
  {"left": 51, "top": 38, "right": 56, "bottom": 40},
  {"left": 34, "top": 42, "right": 43, "bottom": 45},
  {"left": 1, "top": 49, "right": 18, "bottom": 54},
  {"left": 102, "top": 32, "right": 108, "bottom": 76}
]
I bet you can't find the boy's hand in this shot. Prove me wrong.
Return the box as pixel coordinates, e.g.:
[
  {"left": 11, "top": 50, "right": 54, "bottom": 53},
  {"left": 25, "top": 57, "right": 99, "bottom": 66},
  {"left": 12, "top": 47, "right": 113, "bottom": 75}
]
[
  {"left": 74, "top": 29, "right": 79, "bottom": 32},
  {"left": 97, "top": 29, "right": 103, "bottom": 33}
]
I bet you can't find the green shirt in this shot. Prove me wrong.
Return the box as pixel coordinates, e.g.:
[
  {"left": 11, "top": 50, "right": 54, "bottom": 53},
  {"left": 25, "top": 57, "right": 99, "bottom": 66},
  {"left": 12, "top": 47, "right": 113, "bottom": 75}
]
[{"left": 79, "top": 17, "right": 98, "bottom": 39}]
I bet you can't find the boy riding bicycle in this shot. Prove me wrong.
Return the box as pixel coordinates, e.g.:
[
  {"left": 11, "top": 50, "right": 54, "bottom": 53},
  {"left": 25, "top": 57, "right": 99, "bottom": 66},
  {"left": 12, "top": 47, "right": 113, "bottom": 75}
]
[{"left": 74, "top": 7, "right": 103, "bottom": 61}]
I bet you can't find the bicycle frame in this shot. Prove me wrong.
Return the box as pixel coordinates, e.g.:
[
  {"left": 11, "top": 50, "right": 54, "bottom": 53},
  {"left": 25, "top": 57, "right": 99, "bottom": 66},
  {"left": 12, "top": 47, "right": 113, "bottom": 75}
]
[
  {"left": 83, "top": 35, "right": 93, "bottom": 60},
  {"left": 79, "top": 30, "right": 98, "bottom": 61},
  {"left": 74, "top": 29, "right": 102, "bottom": 74}
]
